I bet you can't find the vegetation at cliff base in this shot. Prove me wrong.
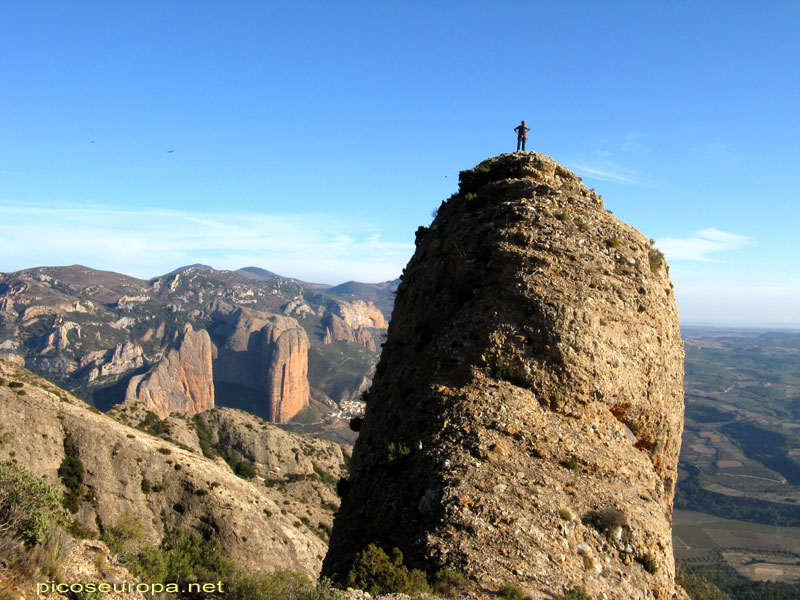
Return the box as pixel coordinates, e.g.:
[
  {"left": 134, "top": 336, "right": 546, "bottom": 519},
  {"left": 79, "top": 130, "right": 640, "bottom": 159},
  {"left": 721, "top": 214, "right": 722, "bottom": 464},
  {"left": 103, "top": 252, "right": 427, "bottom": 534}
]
[
  {"left": 0, "top": 461, "right": 68, "bottom": 546},
  {"left": 108, "top": 520, "right": 342, "bottom": 599},
  {"left": 0, "top": 460, "right": 70, "bottom": 579},
  {"left": 431, "top": 568, "right": 469, "bottom": 597},
  {"left": 344, "top": 543, "right": 430, "bottom": 595}
]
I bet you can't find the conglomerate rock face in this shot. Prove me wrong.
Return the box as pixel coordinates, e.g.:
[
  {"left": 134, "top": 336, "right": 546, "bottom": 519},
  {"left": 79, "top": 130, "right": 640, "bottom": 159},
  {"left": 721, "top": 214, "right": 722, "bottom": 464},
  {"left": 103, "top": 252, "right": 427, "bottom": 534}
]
[
  {"left": 125, "top": 324, "right": 215, "bottom": 419},
  {"left": 323, "top": 153, "right": 684, "bottom": 599},
  {"left": 211, "top": 306, "right": 310, "bottom": 423}
]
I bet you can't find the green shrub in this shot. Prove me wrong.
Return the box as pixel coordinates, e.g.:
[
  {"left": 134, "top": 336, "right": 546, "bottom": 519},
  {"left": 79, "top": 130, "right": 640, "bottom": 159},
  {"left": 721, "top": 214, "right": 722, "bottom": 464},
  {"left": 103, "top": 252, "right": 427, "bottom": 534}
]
[
  {"left": 0, "top": 461, "right": 70, "bottom": 580},
  {"left": 385, "top": 442, "right": 411, "bottom": 463},
  {"left": 226, "top": 570, "right": 345, "bottom": 600},
  {"left": 228, "top": 569, "right": 313, "bottom": 600},
  {"left": 312, "top": 463, "right": 337, "bottom": 487},
  {"left": 499, "top": 581, "right": 529, "bottom": 599},
  {"left": 345, "top": 543, "right": 429, "bottom": 595},
  {"left": 555, "top": 211, "right": 570, "bottom": 222},
  {"left": 0, "top": 461, "right": 68, "bottom": 545},
  {"left": 101, "top": 514, "right": 143, "bottom": 555},
  {"left": 606, "top": 237, "right": 621, "bottom": 248},
  {"left": 561, "top": 456, "right": 579, "bottom": 470},
  {"left": 233, "top": 458, "right": 256, "bottom": 479},
  {"left": 407, "top": 569, "right": 431, "bottom": 595},
  {"left": 648, "top": 248, "right": 665, "bottom": 272},
  {"left": 458, "top": 163, "right": 493, "bottom": 194},
  {"left": 639, "top": 553, "right": 658, "bottom": 574},
  {"left": 139, "top": 411, "right": 169, "bottom": 436},
  {"left": 124, "top": 528, "right": 234, "bottom": 585},
  {"left": 0, "top": 426, "right": 12, "bottom": 448},
  {"left": 552, "top": 588, "right": 592, "bottom": 600},
  {"left": 193, "top": 416, "right": 219, "bottom": 459},
  {"left": 432, "top": 568, "right": 469, "bottom": 597},
  {"left": 65, "top": 581, "right": 108, "bottom": 600},
  {"left": 5, "top": 524, "right": 71, "bottom": 580},
  {"left": 558, "top": 509, "right": 573, "bottom": 521},
  {"left": 575, "top": 220, "right": 588, "bottom": 231},
  {"left": 463, "top": 192, "right": 483, "bottom": 210},
  {"left": 58, "top": 455, "right": 84, "bottom": 490},
  {"left": 58, "top": 437, "right": 85, "bottom": 514},
  {"left": 67, "top": 519, "right": 96, "bottom": 539}
]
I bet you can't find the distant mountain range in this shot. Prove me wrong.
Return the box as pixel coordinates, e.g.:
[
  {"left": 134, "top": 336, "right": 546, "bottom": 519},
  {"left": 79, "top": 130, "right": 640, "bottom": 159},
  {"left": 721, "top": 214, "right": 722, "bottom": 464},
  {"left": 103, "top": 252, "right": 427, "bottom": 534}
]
[{"left": 0, "top": 264, "right": 398, "bottom": 442}]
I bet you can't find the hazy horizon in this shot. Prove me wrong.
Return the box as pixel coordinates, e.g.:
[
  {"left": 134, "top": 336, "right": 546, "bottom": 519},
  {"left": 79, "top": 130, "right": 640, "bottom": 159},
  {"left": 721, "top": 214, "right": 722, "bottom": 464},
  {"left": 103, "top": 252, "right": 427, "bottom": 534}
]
[{"left": 3, "top": 259, "right": 800, "bottom": 331}]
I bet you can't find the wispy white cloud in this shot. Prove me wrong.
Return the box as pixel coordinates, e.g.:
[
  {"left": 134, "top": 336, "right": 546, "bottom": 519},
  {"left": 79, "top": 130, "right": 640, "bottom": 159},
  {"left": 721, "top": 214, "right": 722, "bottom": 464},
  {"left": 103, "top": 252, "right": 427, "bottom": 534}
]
[
  {"left": 568, "top": 133, "right": 649, "bottom": 185},
  {"left": 0, "top": 201, "right": 413, "bottom": 283},
  {"left": 656, "top": 228, "right": 753, "bottom": 261},
  {"left": 569, "top": 161, "right": 639, "bottom": 185}
]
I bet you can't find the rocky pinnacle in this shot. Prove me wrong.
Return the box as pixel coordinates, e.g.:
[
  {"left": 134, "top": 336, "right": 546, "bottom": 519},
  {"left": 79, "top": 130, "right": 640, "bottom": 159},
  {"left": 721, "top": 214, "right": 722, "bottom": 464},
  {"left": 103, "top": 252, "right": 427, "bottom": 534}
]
[{"left": 323, "top": 153, "right": 685, "bottom": 599}]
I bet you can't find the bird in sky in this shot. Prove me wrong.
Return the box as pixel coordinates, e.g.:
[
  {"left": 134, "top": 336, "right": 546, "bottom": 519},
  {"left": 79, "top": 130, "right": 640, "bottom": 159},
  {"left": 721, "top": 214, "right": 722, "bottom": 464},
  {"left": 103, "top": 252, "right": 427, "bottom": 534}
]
[{"left": 166, "top": 150, "right": 174, "bottom": 153}]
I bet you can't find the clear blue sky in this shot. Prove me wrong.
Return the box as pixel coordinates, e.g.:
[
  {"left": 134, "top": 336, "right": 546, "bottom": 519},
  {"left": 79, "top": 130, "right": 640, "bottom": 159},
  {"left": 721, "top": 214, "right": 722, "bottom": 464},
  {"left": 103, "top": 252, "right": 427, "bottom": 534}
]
[{"left": 1, "top": 1, "right": 798, "bottom": 326}]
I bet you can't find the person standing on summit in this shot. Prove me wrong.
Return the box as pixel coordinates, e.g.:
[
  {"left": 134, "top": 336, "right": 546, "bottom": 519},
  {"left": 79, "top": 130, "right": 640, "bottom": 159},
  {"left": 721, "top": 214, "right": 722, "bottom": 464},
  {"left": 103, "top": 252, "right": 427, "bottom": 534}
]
[{"left": 514, "top": 120, "right": 531, "bottom": 152}]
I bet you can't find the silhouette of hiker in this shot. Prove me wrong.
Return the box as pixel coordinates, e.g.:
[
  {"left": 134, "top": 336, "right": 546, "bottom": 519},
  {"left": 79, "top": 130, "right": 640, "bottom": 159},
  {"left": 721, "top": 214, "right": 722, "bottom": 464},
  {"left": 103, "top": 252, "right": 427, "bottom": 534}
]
[{"left": 514, "top": 120, "right": 531, "bottom": 152}]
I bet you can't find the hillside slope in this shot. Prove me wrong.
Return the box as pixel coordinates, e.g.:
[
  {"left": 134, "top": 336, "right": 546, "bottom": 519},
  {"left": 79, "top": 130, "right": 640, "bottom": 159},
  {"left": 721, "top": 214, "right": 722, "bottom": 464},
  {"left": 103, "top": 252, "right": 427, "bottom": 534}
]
[{"left": 0, "top": 359, "right": 349, "bottom": 578}]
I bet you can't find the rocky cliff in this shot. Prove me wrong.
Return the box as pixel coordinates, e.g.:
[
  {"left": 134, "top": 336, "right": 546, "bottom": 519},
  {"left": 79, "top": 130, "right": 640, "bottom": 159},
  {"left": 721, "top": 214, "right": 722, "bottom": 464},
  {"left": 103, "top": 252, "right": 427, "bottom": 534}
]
[
  {"left": 211, "top": 305, "right": 310, "bottom": 423},
  {"left": 0, "top": 360, "right": 349, "bottom": 578},
  {"left": 322, "top": 314, "right": 377, "bottom": 351},
  {"left": 0, "top": 265, "right": 386, "bottom": 426},
  {"left": 323, "top": 153, "right": 685, "bottom": 599},
  {"left": 124, "top": 324, "right": 214, "bottom": 419},
  {"left": 333, "top": 300, "right": 388, "bottom": 330}
]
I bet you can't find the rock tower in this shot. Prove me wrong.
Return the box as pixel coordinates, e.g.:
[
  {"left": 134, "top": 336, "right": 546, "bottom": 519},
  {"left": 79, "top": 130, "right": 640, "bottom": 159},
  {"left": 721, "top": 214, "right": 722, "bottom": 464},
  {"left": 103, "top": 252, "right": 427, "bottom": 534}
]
[{"left": 323, "top": 153, "right": 685, "bottom": 599}]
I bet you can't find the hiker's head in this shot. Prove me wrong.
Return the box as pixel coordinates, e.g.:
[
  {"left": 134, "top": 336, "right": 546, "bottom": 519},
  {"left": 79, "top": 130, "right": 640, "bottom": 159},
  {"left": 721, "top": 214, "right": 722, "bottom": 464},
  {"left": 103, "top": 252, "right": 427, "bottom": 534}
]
[{"left": 522, "top": 120, "right": 526, "bottom": 124}]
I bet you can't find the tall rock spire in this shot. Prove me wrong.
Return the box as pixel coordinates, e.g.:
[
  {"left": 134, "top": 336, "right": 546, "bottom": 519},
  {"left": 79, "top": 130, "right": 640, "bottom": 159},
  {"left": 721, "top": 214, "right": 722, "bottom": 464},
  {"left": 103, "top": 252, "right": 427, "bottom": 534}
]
[{"left": 323, "top": 153, "right": 685, "bottom": 599}]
